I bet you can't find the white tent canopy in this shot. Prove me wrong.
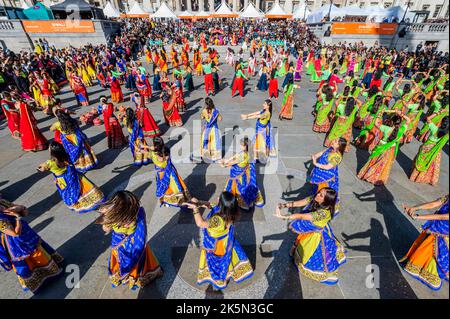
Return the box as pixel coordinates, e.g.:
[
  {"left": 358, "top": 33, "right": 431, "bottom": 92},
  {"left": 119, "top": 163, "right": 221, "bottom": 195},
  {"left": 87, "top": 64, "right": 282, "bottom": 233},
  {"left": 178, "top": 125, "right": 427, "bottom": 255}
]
[
  {"left": 340, "top": 4, "right": 366, "bottom": 16},
  {"left": 103, "top": 1, "right": 120, "bottom": 18},
  {"left": 142, "top": 0, "right": 154, "bottom": 13},
  {"left": 292, "top": 4, "right": 311, "bottom": 20},
  {"left": 306, "top": 4, "right": 340, "bottom": 23},
  {"left": 127, "top": 1, "right": 147, "bottom": 15},
  {"left": 266, "top": 1, "right": 292, "bottom": 18},
  {"left": 151, "top": 2, "right": 177, "bottom": 18},
  {"left": 178, "top": 10, "right": 194, "bottom": 18},
  {"left": 215, "top": 1, "right": 233, "bottom": 14},
  {"left": 240, "top": 2, "right": 264, "bottom": 18}
]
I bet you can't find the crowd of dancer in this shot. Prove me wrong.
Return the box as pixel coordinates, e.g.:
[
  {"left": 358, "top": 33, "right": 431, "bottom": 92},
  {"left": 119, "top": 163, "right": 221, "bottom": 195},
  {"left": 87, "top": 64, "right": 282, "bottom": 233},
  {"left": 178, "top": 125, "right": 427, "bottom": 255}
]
[{"left": 0, "top": 18, "right": 448, "bottom": 295}]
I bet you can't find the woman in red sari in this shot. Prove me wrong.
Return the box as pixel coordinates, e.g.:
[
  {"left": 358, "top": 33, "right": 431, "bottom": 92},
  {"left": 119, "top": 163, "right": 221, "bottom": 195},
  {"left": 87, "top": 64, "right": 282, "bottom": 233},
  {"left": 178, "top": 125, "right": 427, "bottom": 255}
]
[
  {"left": 69, "top": 70, "right": 89, "bottom": 107},
  {"left": 18, "top": 99, "right": 48, "bottom": 152},
  {"left": 109, "top": 74, "right": 124, "bottom": 103},
  {"left": 160, "top": 79, "right": 182, "bottom": 127},
  {"left": 136, "top": 71, "right": 152, "bottom": 104},
  {"left": 133, "top": 93, "right": 160, "bottom": 138},
  {"left": 1, "top": 92, "right": 21, "bottom": 139},
  {"left": 97, "top": 96, "right": 127, "bottom": 149}
]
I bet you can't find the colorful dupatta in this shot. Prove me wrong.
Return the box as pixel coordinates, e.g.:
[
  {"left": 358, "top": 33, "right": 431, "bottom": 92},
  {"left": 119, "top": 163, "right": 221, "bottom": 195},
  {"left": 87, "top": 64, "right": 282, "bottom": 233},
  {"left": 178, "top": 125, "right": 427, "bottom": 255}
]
[{"left": 415, "top": 134, "right": 449, "bottom": 172}]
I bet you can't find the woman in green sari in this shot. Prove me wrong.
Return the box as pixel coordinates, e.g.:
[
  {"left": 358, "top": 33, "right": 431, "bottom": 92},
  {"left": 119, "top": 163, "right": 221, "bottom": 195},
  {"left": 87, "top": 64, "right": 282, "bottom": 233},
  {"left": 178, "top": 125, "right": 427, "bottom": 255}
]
[
  {"left": 313, "top": 86, "right": 335, "bottom": 133},
  {"left": 410, "top": 116, "right": 449, "bottom": 186},
  {"left": 419, "top": 95, "right": 449, "bottom": 142},
  {"left": 279, "top": 77, "right": 299, "bottom": 120},
  {"left": 354, "top": 96, "right": 388, "bottom": 152},
  {"left": 354, "top": 86, "right": 380, "bottom": 128},
  {"left": 357, "top": 111, "right": 411, "bottom": 185},
  {"left": 402, "top": 94, "right": 426, "bottom": 144},
  {"left": 324, "top": 96, "right": 360, "bottom": 153}
]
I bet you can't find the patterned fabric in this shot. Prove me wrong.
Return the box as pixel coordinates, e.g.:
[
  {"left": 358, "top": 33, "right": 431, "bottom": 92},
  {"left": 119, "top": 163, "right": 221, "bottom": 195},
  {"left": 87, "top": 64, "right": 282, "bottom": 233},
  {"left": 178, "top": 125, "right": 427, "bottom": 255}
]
[
  {"left": 289, "top": 201, "right": 346, "bottom": 285},
  {"left": 198, "top": 206, "right": 253, "bottom": 290},
  {"left": 253, "top": 111, "right": 276, "bottom": 162},
  {"left": 201, "top": 109, "right": 222, "bottom": 161},
  {"left": 224, "top": 159, "right": 264, "bottom": 209},
  {"left": 109, "top": 208, "right": 162, "bottom": 290}
]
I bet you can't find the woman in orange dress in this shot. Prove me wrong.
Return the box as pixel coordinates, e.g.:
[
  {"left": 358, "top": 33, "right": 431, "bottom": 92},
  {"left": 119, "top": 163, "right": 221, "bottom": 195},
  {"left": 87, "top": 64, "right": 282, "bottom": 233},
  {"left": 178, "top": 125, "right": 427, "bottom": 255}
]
[{"left": 401, "top": 196, "right": 449, "bottom": 290}]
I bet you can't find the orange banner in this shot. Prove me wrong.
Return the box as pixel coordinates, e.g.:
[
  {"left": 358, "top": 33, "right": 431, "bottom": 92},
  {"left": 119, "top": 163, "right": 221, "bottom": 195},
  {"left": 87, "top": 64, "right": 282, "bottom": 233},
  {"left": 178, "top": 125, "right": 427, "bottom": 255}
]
[
  {"left": 22, "top": 20, "right": 95, "bottom": 33},
  {"left": 331, "top": 23, "right": 397, "bottom": 35}
]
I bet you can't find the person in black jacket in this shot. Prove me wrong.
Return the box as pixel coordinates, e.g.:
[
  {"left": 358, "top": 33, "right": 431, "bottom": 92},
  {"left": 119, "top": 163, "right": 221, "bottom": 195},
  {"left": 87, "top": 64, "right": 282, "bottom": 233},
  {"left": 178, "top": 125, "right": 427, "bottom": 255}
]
[{"left": 13, "top": 69, "right": 30, "bottom": 94}]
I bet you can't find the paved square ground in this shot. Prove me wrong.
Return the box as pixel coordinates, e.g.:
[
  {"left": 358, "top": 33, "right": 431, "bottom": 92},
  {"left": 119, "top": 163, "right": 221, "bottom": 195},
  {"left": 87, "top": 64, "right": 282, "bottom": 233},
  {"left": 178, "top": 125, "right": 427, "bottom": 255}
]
[{"left": 0, "top": 46, "right": 448, "bottom": 299}]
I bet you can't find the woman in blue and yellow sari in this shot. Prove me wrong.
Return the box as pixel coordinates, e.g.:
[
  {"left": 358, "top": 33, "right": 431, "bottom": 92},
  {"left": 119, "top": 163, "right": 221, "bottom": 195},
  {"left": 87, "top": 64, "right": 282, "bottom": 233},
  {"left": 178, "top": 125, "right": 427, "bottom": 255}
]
[
  {"left": 401, "top": 195, "right": 449, "bottom": 290},
  {"left": 220, "top": 138, "right": 264, "bottom": 210},
  {"left": 309, "top": 138, "right": 346, "bottom": 214},
  {"left": 123, "top": 108, "right": 151, "bottom": 166},
  {"left": 150, "top": 137, "right": 191, "bottom": 207},
  {"left": 200, "top": 97, "right": 222, "bottom": 162},
  {"left": 241, "top": 99, "right": 277, "bottom": 164},
  {"left": 38, "top": 142, "right": 105, "bottom": 213},
  {"left": 51, "top": 111, "right": 98, "bottom": 173},
  {"left": 96, "top": 191, "right": 163, "bottom": 290},
  {"left": 276, "top": 188, "right": 346, "bottom": 285},
  {"left": 0, "top": 197, "right": 64, "bottom": 293},
  {"left": 183, "top": 192, "right": 253, "bottom": 290}
]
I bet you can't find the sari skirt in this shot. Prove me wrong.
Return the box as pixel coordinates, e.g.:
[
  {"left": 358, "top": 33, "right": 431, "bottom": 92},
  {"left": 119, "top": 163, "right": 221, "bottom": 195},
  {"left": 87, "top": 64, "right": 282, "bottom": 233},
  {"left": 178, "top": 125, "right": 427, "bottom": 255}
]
[
  {"left": 400, "top": 231, "right": 449, "bottom": 290},
  {"left": 111, "top": 89, "right": 124, "bottom": 103},
  {"left": 198, "top": 241, "right": 253, "bottom": 290},
  {"left": 409, "top": 146, "right": 442, "bottom": 186},
  {"left": 268, "top": 79, "right": 278, "bottom": 98},
  {"left": 132, "top": 139, "right": 151, "bottom": 166},
  {"left": 279, "top": 94, "right": 294, "bottom": 120},
  {"left": 224, "top": 167, "right": 264, "bottom": 210},
  {"left": 253, "top": 127, "right": 276, "bottom": 162},
  {"left": 67, "top": 175, "right": 105, "bottom": 213},
  {"left": 107, "top": 118, "right": 127, "bottom": 149},
  {"left": 76, "top": 91, "right": 89, "bottom": 107},
  {"left": 163, "top": 102, "right": 183, "bottom": 127},
  {"left": 293, "top": 226, "right": 346, "bottom": 285},
  {"left": 74, "top": 142, "right": 98, "bottom": 172},
  {"left": 109, "top": 244, "right": 162, "bottom": 290},
  {"left": 3, "top": 238, "right": 64, "bottom": 293},
  {"left": 256, "top": 73, "right": 268, "bottom": 91},
  {"left": 313, "top": 116, "right": 331, "bottom": 133},
  {"left": 156, "top": 169, "right": 191, "bottom": 207},
  {"left": 357, "top": 145, "right": 395, "bottom": 185},
  {"left": 201, "top": 127, "right": 222, "bottom": 162}
]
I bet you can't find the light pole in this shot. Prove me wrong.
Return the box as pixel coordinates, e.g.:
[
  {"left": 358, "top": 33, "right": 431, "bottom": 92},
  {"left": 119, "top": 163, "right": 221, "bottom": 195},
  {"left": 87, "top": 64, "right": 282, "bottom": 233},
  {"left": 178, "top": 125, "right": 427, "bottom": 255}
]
[
  {"left": 401, "top": 0, "right": 411, "bottom": 22},
  {"left": 327, "top": 0, "right": 333, "bottom": 21}
]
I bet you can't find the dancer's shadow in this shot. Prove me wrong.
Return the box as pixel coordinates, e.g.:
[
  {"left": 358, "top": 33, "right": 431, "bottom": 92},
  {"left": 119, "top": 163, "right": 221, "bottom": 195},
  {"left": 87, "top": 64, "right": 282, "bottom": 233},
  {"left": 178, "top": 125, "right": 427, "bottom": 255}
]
[
  {"left": 281, "top": 175, "right": 313, "bottom": 201},
  {"left": 355, "top": 143, "right": 370, "bottom": 173},
  {"left": 89, "top": 131, "right": 107, "bottom": 148},
  {"left": 261, "top": 231, "right": 303, "bottom": 299},
  {"left": 0, "top": 172, "right": 47, "bottom": 202},
  {"left": 341, "top": 218, "right": 418, "bottom": 299},
  {"left": 32, "top": 216, "right": 54, "bottom": 233},
  {"left": 31, "top": 221, "right": 111, "bottom": 299},
  {"left": 96, "top": 148, "right": 125, "bottom": 169},
  {"left": 396, "top": 146, "right": 414, "bottom": 177}
]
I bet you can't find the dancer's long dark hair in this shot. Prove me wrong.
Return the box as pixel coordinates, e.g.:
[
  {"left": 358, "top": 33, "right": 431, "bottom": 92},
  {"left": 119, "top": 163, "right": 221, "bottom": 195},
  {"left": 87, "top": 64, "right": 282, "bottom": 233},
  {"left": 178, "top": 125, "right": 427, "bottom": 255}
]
[
  {"left": 49, "top": 141, "right": 69, "bottom": 165},
  {"left": 216, "top": 191, "right": 240, "bottom": 224},
  {"left": 125, "top": 107, "right": 135, "bottom": 129},
  {"left": 308, "top": 187, "right": 338, "bottom": 218},
  {"left": 57, "top": 111, "right": 78, "bottom": 134}
]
